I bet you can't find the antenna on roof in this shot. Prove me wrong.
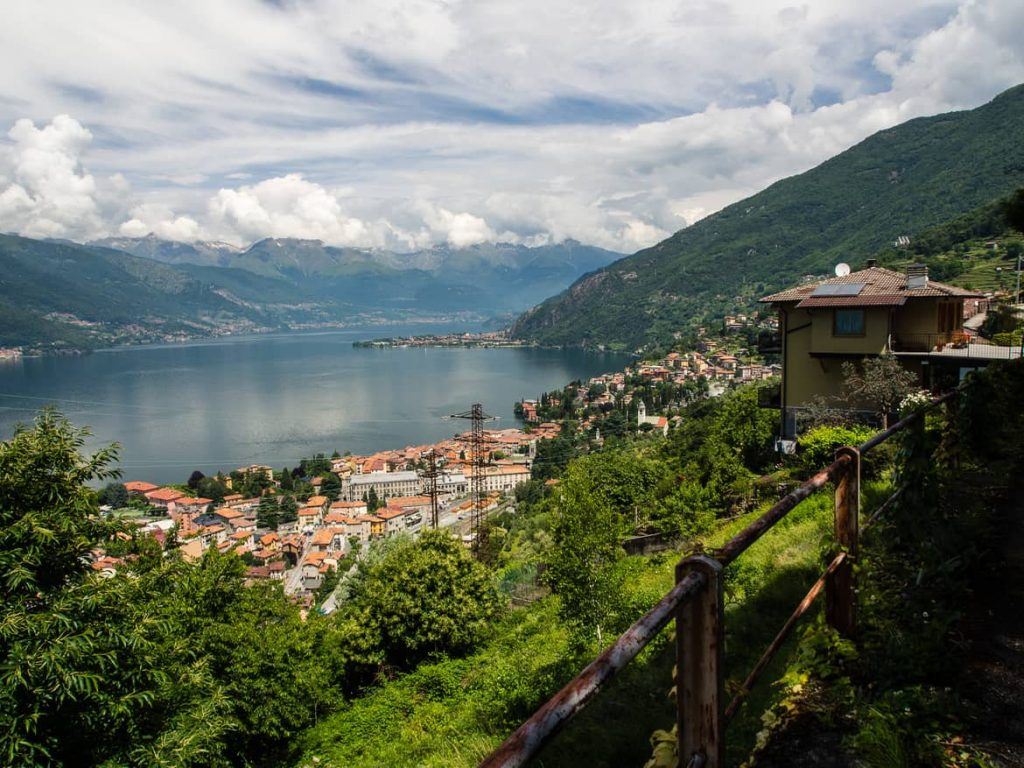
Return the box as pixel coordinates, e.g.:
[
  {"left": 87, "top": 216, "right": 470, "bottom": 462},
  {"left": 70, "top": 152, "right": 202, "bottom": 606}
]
[{"left": 834, "top": 263, "right": 851, "bottom": 277}]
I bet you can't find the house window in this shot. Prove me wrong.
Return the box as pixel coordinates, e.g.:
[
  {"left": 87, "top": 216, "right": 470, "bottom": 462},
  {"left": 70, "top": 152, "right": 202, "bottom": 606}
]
[{"left": 833, "top": 309, "right": 865, "bottom": 336}]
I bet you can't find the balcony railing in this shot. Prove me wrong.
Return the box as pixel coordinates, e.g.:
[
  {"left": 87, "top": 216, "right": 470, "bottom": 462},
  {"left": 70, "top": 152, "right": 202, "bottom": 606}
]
[{"left": 891, "top": 332, "right": 1022, "bottom": 360}]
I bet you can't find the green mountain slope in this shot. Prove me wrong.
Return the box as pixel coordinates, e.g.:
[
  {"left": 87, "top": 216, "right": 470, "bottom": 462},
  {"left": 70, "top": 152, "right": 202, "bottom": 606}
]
[
  {"left": 0, "top": 235, "right": 281, "bottom": 349},
  {"left": 511, "top": 84, "right": 1024, "bottom": 350}
]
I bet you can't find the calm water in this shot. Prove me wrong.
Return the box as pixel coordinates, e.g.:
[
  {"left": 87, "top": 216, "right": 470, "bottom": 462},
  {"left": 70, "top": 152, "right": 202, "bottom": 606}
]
[{"left": 0, "top": 329, "right": 627, "bottom": 485}]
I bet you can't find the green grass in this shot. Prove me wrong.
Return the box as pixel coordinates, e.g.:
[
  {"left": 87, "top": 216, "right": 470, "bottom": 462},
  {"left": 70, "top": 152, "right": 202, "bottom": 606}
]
[{"left": 295, "top": 480, "right": 901, "bottom": 768}]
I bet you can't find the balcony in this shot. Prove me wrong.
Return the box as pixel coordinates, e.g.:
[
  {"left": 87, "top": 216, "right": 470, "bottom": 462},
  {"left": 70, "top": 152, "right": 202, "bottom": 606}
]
[{"left": 891, "top": 332, "right": 1022, "bottom": 361}]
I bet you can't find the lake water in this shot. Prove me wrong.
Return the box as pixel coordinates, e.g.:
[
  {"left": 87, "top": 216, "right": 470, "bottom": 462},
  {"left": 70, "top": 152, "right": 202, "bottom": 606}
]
[{"left": 0, "top": 329, "right": 628, "bottom": 485}]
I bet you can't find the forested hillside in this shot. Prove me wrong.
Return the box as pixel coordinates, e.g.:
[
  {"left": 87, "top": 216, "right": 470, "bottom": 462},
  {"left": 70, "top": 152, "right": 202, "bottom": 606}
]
[
  {"left": 511, "top": 83, "right": 1024, "bottom": 350},
  {"left": 0, "top": 234, "right": 281, "bottom": 349}
]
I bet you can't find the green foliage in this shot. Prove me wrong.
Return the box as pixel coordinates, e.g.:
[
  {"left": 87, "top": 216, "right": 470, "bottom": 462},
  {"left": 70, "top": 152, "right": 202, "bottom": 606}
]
[
  {"left": 797, "top": 424, "right": 876, "bottom": 473},
  {"left": 0, "top": 409, "right": 120, "bottom": 599},
  {"left": 840, "top": 354, "right": 919, "bottom": 427},
  {"left": 319, "top": 472, "right": 342, "bottom": 501},
  {"left": 257, "top": 494, "right": 280, "bottom": 530},
  {"left": 545, "top": 457, "right": 629, "bottom": 642},
  {"left": 97, "top": 480, "right": 129, "bottom": 508},
  {"left": 351, "top": 530, "right": 504, "bottom": 668}
]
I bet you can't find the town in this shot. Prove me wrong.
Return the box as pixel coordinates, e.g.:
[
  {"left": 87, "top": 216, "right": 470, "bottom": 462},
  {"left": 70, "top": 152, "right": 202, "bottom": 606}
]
[
  {"left": 93, "top": 421, "right": 559, "bottom": 609},
  {"left": 88, "top": 312, "right": 781, "bottom": 610}
]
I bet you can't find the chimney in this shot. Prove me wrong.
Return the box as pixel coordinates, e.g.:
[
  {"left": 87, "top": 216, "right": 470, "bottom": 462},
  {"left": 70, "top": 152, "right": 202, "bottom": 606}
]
[
  {"left": 865, "top": 258, "right": 877, "bottom": 268},
  {"left": 906, "top": 263, "right": 928, "bottom": 290}
]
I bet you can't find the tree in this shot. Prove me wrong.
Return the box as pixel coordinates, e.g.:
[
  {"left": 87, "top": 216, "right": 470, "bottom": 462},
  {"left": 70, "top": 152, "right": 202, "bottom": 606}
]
[
  {"left": 320, "top": 472, "right": 342, "bottom": 501},
  {"left": 545, "top": 458, "right": 628, "bottom": 645},
  {"left": 0, "top": 409, "right": 120, "bottom": 599},
  {"left": 365, "top": 487, "right": 381, "bottom": 512},
  {"left": 196, "top": 475, "right": 228, "bottom": 504},
  {"left": 279, "top": 467, "right": 294, "bottom": 491},
  {"left": 97, "top": 481, "right": 129, "bottom": 508},
  {"left": 279, "top": 495, "right": 298, "bottom": 524},
  {"left": 187, "top": 470, "right": 205, "bottom": 490},
  {"left": 257, "top": 495, "right": 280, "bottom": 530},
  {"left": 353, "top": 530, "right": 502, "bottom": 667},
  {"left": 841, "top": 354, "right": 918, "bottom": 428}
]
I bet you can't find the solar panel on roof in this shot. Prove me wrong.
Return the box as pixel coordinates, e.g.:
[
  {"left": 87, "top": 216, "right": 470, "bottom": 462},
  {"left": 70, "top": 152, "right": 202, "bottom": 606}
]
[{"left": 811, "top": 282, "right": 865, "bottom": 297}]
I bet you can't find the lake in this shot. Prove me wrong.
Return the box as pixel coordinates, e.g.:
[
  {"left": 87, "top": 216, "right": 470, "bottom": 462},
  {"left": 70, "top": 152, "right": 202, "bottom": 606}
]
[{"left": 0, "top": 329, "right": 628, "bottom": 485}]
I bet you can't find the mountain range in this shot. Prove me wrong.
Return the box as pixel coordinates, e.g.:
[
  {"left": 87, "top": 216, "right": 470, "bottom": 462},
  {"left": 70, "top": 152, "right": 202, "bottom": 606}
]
[
  {"left": 0, "top": 234, "right": 623, "bottom": 351},
  {"left": 511, "top": 83, "right": 1024, "bottom": 350},
  {"left": 89, "top": 236, "right": 623, "bottom": 313}
]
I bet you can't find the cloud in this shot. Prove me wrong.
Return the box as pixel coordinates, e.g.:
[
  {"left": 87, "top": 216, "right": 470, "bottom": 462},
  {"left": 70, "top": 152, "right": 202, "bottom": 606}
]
[
  {"left": 0, "top": 114, "right": 104, "bottom": 239},
  {"left": 416, "top": 202, "right": 496, "bottom": 247},
  {"left": 0, "top": 0, "right": 1021, "bottom": 252}
]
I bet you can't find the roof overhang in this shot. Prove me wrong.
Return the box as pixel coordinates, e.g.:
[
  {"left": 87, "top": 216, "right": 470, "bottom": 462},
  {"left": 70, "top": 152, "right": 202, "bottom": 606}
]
[{"left": 795, "top": 295, "right": 906, "bottom": 309}]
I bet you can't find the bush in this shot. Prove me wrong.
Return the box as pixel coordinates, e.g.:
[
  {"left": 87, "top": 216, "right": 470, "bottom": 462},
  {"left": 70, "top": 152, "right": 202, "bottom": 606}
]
[
  {"left": 797, "top": 424, "right": 876, "bottom": 474},
  {"left": 354, "top": 530, "right": 504, "bottom": 667},
  {"left": 992, "top": 330, "right": 1022, "bottom": 347}
]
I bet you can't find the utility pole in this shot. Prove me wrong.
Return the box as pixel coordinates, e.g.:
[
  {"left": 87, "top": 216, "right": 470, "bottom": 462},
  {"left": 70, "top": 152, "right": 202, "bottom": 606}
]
[
  {"left": 424, "top": 449, "right": 441, "bottom": 529},
  {"left": 449, "top": 403, "right": 498, "bottom": 555}
]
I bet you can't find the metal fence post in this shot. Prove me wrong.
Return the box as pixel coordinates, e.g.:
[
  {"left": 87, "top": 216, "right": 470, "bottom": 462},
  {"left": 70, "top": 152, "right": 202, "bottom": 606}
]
[
  {"left": 676, "top": 555, "right": 724, "bottom": 768},
  {"left": 826, "top": 446, "right": 859, "bottom": 636}
]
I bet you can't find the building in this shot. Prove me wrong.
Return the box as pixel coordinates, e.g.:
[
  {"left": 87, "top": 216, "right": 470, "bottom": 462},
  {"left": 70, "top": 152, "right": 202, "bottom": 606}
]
[
  {"left": 760, "top": 263, "right": 1000, "bottom": 437},
  {"left": 124, "top": 480, "right": 159, "bottom": 496},
  {"left": 637, "top": 401, "right": 669, "bottom": 436},
  {"left": 174, "top": 497, "right": 212, "bottom": 516},
  {"left": 344, "top": 470, "right": 421, "bottom": 502},
  {"left": 436, "top": 471, "right": 468, "bottom": 497},
  {"left": 144, "top": 487, "right": 186, "bottom": 511},
  {"left": 479, "top": 465, "right": 532, "bottom": 494}
]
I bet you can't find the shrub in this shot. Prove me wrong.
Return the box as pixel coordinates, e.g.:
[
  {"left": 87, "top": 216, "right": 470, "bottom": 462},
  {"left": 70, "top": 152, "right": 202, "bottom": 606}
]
[
  {"left": 797, "top": 424, "right": 876, "bottom": 473},
  {"left": 354, "top": 530, "right": 504, "bottom": 667}
]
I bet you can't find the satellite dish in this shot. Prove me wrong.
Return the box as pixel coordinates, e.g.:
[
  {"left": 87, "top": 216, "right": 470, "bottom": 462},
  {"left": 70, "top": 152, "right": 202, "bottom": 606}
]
[{"left": 835, "top": 263, "right": 851, "bottom": 277}]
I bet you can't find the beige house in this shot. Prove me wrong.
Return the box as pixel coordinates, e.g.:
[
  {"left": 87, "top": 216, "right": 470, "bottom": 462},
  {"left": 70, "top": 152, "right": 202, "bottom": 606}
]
[{"left": 761, "top": 263, "right": 994, "bottom": 437}]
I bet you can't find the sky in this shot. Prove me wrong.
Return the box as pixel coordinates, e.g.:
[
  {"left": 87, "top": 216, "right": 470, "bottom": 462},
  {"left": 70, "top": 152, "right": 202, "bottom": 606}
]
[{"left": 0, "top": 0, "right": 1022, "bottom": 254}]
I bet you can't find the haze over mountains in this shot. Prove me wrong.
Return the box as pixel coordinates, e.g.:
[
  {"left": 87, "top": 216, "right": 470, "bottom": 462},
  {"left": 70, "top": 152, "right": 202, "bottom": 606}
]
[
  {"left": 0, "top": 234, "right": 623, "bottom": 350},
  {"left": 511, "top": 84, "right": 1024, "bottom": 350}
]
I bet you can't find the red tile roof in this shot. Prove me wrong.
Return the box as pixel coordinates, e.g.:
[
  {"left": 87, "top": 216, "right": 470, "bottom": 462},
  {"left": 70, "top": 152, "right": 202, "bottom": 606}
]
[
  {"left": 124, "top": 481, "right": 158, "bottom": 492},
  {"left": 145, "top": 487, "right": 186, "bottom": 502}
]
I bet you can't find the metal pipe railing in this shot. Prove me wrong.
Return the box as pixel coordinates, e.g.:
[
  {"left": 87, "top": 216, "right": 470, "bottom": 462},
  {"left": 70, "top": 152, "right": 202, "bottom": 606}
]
[
  {"left": 479, "top": 570, "right": 708, "bottom": 768},
  {"left": 480, "top": 388, "right": 960, "bottom": 768}
]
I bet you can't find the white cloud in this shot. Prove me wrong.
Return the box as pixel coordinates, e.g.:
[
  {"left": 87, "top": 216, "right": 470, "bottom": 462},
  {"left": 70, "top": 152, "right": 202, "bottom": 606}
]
[
  {"left": 0, "top": 0, "right": 1021, "bottom": 252},
  {"left": 0, "top": 114, "right": 104, "bottom": 239},
  {"left": 416, "top": 202, "right": 496, "bottom": 247}
]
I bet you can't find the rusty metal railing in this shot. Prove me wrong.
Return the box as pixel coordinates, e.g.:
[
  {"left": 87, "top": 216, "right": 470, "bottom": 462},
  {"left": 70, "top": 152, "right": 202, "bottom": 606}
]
[{"left": 480, "top": 390, "right": 959, "bottom": 768}]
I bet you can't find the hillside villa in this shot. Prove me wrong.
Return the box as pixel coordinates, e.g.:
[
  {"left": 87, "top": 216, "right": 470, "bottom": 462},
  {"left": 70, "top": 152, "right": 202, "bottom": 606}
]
[{"left": 761, "top": 262, "right": 1016, "bottom": 437}]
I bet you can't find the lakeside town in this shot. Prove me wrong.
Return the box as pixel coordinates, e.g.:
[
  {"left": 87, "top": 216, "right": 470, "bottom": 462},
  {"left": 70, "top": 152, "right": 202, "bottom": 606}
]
[
  {"left": 353, "top": 329, "right": 531, "bottom": 349},
  {"left": 88, "top": 311, "right": 781, "bottom": 610}
]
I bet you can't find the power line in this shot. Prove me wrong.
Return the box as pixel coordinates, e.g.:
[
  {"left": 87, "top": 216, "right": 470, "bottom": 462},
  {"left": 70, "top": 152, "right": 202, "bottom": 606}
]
[{"left": 449, "top": 403, "right": 498, "bottom": 556}]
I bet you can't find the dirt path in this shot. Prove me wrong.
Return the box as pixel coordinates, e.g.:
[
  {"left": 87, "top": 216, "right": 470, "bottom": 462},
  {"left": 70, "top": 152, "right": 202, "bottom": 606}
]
[{"left": 958, "top": 489, "right": 1024, "bottom": 767}]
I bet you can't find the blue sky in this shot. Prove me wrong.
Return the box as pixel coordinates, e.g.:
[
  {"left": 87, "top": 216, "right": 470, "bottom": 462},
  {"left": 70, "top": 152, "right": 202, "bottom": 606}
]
[{"left": 0, "top": 0, "right": 1022, "bottom": 252}]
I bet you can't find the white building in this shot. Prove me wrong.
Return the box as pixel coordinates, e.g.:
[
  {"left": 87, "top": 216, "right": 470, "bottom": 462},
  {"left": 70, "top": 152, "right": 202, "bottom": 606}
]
[
  {"left": 479, "top": 465, "right": 532, "bottom": 494},
  {"left": 344, "top": 470, "right": 421, "bottom": 502}
]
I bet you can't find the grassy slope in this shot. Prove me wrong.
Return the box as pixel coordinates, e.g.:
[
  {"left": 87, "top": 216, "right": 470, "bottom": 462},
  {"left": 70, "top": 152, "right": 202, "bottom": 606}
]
[
  {"left": 293, "top": 485, "right": 892, "bottom": 768},
  {"left": 511, "top": 84, "right": 1024, "bottom": 349}
]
